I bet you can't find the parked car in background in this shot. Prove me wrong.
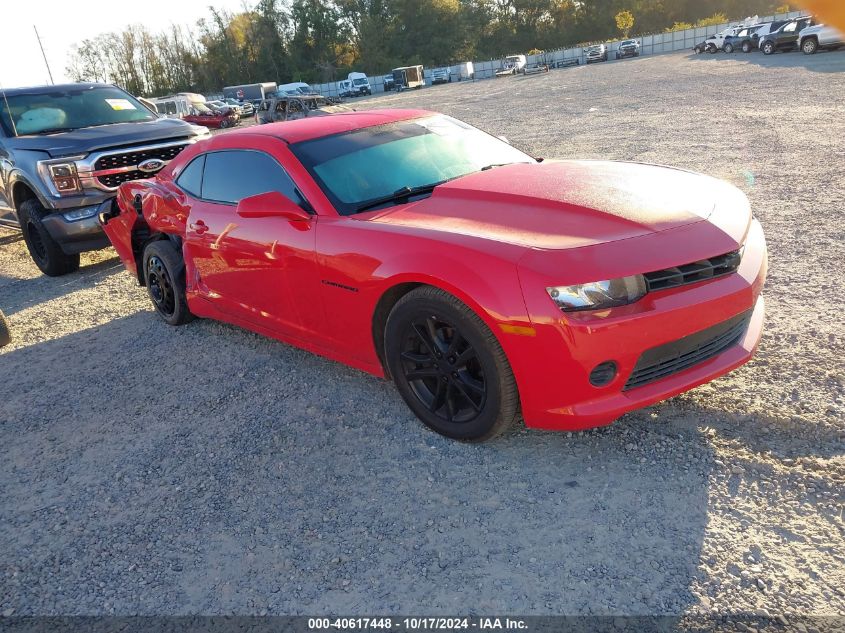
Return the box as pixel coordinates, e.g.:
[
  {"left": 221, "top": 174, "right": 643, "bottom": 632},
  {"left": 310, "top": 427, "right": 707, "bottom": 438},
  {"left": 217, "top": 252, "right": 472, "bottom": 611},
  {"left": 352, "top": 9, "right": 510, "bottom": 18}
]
[
  {"left": 382, "top": 74, "right": 396, "bottom": 91},
  {"left": 254, "top": 96, "right": 349, "bottom": 124},
  {"left": 431, "top": 67, "right": 450, "bottom": 84},
  {"left": 585, "top": 44, "right": 609, "bottom": 63},
  {"left": 393, "top": 66, "right": 425, "bottom": 90},
  {"left": 277, "top": 82, "right": 318, "bottom": 97},
  {"left": 700, "top": 25, "right": 746, "bottom": 53},
  {"left": 498, "top": 54, "right": 527, "bottom": 75},
  {"left": 759, "top": 16, "right": 814, "bottom": 54},
  {"left": 798, "top": 23, "right": 845, "bottom": 53},
  {"left": 184, "top": 104, "right": 238, "bottom": 129},
  {"left": 0, "top": 82, "right": 208, "bottom": 276},
  {"left": 235, "top": 100, "right": 255, "bottom": 116},
  {"left": 337, "top": 79, "right": 354, "bottom": 98},
  {"left": 616, "top": 39, "right": 640, "bottom": 58},
  {"left": 450, "top": 62, "right": 474, "bottom": 81},
  {"left": 148, "top": 95, "right": 192, "bottom": 119},
  {"left": 206, "top": 100, "right": 239, "bottom": 120},
  {"left": 723, "top": 21, "right": 787, "bottom": 52},
  {"left": 223, "top": 82, "right": 277, "bottom": 102},
  {"left": 348, "top": 72, "right": 372, "bottom": 96},
  {"left": 100, "top": 109, "right": 767, "bottom": 441}
]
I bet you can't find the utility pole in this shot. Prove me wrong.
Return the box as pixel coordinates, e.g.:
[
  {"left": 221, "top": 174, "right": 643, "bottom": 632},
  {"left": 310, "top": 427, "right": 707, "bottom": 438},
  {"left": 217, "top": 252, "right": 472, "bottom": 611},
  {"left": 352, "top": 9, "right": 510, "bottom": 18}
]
[{"left": 34, "top": 25, "right": 54, "bottom": 85}]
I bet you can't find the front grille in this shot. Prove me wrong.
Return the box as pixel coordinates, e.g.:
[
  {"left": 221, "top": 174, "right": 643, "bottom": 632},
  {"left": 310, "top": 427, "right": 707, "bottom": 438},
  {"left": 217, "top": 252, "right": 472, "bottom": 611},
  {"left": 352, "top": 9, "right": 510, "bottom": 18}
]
[
  {"left": 97, "top": 170, "right": 157, "bottom": 189},
  {"left": 94, "top": 143, "right": 188, "bottom": 188},
  {"left": 624, "top": 311, "right": 751, "bottom": 390},
  {"left": 644, "top": 249, "right": 742, "bottom": 292},
  {"left": 94, "top": 144, "right": 187, "bottom": 171}
]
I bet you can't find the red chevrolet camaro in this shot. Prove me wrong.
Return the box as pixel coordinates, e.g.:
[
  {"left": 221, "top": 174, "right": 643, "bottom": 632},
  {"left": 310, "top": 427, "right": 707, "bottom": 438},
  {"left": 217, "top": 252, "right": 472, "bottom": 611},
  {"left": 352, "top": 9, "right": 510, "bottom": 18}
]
[{"left": 100, "top": 109, "right": 767, "bottom": 441}]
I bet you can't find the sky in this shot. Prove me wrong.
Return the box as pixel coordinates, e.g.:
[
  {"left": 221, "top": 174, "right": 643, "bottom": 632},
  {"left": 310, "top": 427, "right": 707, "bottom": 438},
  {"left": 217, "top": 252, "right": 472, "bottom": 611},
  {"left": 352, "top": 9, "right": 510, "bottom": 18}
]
[{"left": 0, "top": 0, "right": 250, "bottom": 89}]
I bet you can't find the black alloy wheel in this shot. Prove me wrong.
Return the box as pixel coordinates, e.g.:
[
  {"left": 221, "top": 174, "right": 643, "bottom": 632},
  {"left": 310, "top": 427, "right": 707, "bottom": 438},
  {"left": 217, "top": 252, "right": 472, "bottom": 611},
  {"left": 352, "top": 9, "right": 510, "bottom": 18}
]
[
  {"left": 399, "top": 314, "right": 486, "bottom": 425},
  {"left": 384, "top": 286, "right": 520, "bottom": 441}
]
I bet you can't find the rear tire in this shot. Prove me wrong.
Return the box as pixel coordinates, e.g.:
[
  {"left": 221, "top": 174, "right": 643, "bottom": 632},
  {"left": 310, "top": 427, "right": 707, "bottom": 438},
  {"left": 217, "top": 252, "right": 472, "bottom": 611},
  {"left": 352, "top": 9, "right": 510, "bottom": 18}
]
[
  {"left": 742, "top": 41, "right": 752, "bottom": 53},
  {"left": 142, "top": 240, "right": 194, "bottom": 326},
  {"left": 18, "top": 198, "right": 80, "bottom": 277},
  {"left": 384, "top": 286, "right": 520, "bottom": 442},
  {"left": 802, "top": 38, "right": 818, "bottom": 54},
  {"left": 762, "top": 41, "right": 775, "bottom": 55}
]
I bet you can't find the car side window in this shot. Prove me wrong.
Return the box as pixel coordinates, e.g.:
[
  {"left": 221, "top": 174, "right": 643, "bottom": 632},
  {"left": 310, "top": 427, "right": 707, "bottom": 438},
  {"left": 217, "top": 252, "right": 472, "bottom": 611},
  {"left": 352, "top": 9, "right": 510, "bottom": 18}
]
[
  {"left": 175, "top": 154, "right": 205, "bottom": 197},
  {"left": 200, "top": 150, "right": 305, "bottom": 207}
]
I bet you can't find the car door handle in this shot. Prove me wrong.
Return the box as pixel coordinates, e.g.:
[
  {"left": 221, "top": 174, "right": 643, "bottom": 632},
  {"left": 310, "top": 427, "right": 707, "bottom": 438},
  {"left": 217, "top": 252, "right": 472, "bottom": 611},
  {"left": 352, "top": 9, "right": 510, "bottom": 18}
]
[{"left": 190, "top": 220, "right": 208, "bottom": 234}]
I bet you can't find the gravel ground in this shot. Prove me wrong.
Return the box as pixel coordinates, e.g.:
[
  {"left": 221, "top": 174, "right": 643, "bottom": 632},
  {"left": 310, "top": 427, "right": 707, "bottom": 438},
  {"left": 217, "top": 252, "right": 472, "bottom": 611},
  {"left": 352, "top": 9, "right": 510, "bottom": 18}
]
[{"left": 1, "top": 50, "right": 844, "bottom": 618}]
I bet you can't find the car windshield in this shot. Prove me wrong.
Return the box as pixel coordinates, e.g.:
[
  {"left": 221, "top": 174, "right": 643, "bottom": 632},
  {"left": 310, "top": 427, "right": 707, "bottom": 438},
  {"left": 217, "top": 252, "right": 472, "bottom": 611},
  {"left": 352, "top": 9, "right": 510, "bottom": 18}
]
[
  {"left": 352, "top": 78, "right": 367, "bottom": 86},
  {"left": 0, "top": 85, "right": 156, "bottom": 136},
  {"left": 290, "top": 115, "right": 535, "bottom": 216},
  {"left": 621, "top": 40, "right": 636, "bottom": 45}
]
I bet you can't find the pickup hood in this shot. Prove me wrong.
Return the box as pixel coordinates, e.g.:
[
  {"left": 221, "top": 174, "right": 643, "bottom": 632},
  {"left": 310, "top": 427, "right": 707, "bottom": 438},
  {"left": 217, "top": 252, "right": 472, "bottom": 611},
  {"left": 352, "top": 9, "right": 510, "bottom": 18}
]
[
  {"left": 369, "top": 160, "right": 747, "bottom": 250},
  {"left": 4, "top": 118, "right": 202, "bottom": 158}
]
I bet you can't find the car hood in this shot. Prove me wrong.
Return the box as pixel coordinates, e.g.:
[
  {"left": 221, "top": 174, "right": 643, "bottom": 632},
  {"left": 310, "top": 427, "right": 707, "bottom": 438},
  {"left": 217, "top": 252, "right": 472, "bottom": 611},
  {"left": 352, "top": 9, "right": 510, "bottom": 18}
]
[
  {"left": 4, "top": 118, "right": 203, "bottom": 158},
  {"left": 368, "top": 160, "right": 745, "bottom": 251}
]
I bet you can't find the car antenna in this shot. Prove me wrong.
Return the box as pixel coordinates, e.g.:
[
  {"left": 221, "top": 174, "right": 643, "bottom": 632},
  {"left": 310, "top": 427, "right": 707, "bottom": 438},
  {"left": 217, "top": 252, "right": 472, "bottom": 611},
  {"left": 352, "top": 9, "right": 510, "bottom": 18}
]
[{"left": 0, "top": 80, "right": 19, "bottom": 137}]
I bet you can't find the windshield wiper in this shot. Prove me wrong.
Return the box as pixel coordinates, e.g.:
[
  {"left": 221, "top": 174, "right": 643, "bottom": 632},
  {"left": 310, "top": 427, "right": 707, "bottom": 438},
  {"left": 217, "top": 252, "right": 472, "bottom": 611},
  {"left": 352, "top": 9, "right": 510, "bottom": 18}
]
[
  {"left": 354, "top": 181, "right": 446, "bottom": 214},
  {"left": 31, "top": 127, "right": 78, "bottom": 135}
]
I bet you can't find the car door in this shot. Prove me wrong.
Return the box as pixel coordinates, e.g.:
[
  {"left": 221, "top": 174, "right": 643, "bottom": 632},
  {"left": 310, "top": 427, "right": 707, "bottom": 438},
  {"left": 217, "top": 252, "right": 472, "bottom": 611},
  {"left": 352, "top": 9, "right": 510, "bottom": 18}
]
[
  {"left": 776, "top": 21, "right": 800, "bottom": 48},
  {"left": 182, "top": 143, "right": 323, "bottom": 340}
]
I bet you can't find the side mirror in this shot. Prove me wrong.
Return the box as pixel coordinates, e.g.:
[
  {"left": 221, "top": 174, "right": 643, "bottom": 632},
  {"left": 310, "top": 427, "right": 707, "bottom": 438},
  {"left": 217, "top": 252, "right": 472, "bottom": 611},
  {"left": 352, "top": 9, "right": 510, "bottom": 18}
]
[{"left": 236, "top": 191, "right": 311, "bottom": 221}]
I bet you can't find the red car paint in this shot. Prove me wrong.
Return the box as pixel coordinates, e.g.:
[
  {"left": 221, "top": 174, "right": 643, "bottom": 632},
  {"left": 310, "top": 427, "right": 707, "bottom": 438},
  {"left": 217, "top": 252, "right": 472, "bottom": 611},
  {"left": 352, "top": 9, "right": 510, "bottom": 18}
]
[
  {"left": 102, "top": 109, "right": 767, "bottom": 431},
  {"left": 183, "top": 111, "right": 237, "bottom": 129}
]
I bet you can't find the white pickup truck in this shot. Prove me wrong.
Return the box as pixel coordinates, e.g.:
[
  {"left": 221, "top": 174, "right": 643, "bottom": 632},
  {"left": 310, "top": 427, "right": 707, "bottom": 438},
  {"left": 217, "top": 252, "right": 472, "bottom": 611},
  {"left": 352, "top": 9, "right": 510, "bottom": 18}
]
[{"left": 798, "top": 23, "right": 845, "bottom": 54}]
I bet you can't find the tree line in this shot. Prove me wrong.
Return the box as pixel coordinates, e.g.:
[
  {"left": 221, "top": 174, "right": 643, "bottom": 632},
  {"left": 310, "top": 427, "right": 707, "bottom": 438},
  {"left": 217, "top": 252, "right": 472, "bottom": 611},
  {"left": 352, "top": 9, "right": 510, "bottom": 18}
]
[{"left": 66, "top": 0, "right": 793, "bottom": 97}]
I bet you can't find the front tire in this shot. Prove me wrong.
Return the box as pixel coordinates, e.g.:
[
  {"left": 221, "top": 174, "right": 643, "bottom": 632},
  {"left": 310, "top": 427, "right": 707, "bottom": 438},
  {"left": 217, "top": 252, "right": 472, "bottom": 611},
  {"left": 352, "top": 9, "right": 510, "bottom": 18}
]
[
  {"left": 142, "top": 240, "right": 194, "bottom": 326},
  {"left": 724, "top": 42, "right": 734, "bottom": 53},
  {"left": 18, "top": 198, "right": 80, "bottom": 277},
  {"left": 384, "top": 287, "right": 520, "bottom": 441},
  {"left": 742, "top": 41, "right": 752, "bottom": 53},
  {"left": 762, "top": 41, "right": 775, "bottom": 55},
  {"left": 802, "top": 38, "right": 818, "bottom": 54}
]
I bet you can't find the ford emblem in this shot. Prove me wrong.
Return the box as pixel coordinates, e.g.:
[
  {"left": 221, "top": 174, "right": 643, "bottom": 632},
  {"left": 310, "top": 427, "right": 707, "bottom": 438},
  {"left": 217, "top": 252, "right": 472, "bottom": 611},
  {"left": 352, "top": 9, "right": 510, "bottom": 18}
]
[{"left": 138, "top": 158, "right": 165, "bottom": 174}]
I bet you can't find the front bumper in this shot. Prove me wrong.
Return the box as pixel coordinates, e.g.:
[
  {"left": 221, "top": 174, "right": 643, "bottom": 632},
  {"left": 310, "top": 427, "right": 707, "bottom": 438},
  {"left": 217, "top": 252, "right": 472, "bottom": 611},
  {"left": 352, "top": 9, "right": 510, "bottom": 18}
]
[
  {"left": 41, "top": 201, "right": 112, "bottom": 254},
  {"left": 510, "top": 219, "right": 768, "bottom": 431}
]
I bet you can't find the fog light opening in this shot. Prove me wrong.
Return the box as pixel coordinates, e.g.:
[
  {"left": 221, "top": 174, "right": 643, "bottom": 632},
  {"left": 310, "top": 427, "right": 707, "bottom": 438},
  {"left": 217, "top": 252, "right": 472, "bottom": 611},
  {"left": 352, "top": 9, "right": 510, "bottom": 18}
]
[{"left": 590, "top": 361, "right": 618, "bottom": 387}]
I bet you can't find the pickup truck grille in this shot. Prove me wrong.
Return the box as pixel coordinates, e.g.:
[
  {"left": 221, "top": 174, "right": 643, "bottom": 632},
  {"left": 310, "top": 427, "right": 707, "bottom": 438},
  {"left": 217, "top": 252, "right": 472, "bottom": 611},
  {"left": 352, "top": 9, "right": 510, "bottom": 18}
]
[
  {"left": 624, "top": 311, "right": 751, "bottom": 390},
  {"left": 644, "top": 249, "right": 742, "bottom": 292},
  {"left": 93, "top": 143, "right": 188, "bottom": 188}
]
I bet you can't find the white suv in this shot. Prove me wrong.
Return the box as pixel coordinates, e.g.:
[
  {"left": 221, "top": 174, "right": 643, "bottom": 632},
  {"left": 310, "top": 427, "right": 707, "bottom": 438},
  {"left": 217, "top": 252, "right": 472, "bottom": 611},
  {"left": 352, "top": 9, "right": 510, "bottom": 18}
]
[{"left": 798, "top": 24, "right": 845, "bottom": 54}]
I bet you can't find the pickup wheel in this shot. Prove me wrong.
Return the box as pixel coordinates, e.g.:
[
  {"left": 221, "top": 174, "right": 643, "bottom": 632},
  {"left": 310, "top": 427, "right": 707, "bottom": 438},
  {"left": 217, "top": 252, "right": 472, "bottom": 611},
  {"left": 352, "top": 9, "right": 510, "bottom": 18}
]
[
  {"left": 0, "top": 309, "right": 11, "bottom": 348},
  {"left": 18, "top": 198, "right": 80, "bottom": 277},
  {"left": 384, "top": 286, "right": 520, "bottom": 442},
  {"left": 802, "top": 38, "right": 818, "bottom": 54},
  {"left": 142, "top": 240, "right": 194, "bottom": 326}
]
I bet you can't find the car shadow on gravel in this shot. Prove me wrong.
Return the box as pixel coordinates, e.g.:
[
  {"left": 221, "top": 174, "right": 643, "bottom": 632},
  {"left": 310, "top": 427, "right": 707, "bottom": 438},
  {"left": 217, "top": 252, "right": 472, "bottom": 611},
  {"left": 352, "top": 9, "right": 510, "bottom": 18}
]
[
  {"left": 0, "top": 229, "right": 23, "bottom": 247},
  {"left": 0, "top": 254, "right": 124, "bottom": 317},
  {"left": 688, "top": 49, "right": 845, "bottom": 73},
  {"left": 0, "top": 312, "right": 718, "bottom": 615}
]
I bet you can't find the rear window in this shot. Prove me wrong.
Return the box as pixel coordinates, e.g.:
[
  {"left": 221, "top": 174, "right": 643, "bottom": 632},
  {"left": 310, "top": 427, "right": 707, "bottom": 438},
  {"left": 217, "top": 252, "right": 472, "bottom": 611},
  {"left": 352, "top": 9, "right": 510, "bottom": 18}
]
[{"left": 0, "top": 85, "right": 156, "bottom": 136}]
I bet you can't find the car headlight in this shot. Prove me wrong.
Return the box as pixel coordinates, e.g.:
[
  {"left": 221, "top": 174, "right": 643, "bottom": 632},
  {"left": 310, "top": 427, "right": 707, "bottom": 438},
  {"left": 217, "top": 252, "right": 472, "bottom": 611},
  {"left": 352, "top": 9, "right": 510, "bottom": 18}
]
[
  {"left": 38, "top": 160, "right": 83, "bottom": 195},
  {"left": 546, "top": 275, "right": 647, "bottom": 312}
]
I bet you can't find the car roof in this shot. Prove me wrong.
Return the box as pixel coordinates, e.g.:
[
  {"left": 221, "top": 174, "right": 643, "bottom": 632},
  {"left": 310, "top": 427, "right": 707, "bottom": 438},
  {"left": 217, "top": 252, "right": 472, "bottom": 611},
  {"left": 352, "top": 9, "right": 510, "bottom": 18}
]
[
  {"left": 0, "top": 82, "right": 117, "bottom": 96},
  {"left": 229, "top": 109, "right": 434, "bottom": 144}
]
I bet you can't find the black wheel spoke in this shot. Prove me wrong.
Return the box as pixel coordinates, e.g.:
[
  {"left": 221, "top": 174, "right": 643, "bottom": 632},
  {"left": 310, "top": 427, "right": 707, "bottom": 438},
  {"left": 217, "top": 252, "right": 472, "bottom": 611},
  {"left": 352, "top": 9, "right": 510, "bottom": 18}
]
[
  {"left": 462, "top": 375, "right": 485, "bottom": 395},
  {"left": 451, "top": 379, "right": 482, "bottom": 412},
  {"left": 412, "top": 322, "right": 437, "bottom": 357},
  {"left": 444, "top": 384, "right": 457, "bottom": 421},
  {"left": 454, "top": 346, "right": 477, "bottom": 369},
  {"left": 401, "top": 350, "right": 432, "bottom": 364},
  {"left": 406, "top": 367, "right": 439, "bottom": 381},
  {"left": 446, "top": 329, "right": 464, "bottom": 356},
  {"left": 430, "top": 380, "right": 447, "bottom": 412}
]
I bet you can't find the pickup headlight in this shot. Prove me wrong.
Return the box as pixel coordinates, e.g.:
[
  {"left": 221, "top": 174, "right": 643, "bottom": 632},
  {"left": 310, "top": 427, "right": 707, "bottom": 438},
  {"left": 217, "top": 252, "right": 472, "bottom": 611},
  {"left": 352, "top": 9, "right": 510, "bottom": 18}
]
[
  {"left": 38, "top": 160, "right": 83, "bottom": 195},
  {"left": 546, "top": 275, "right": 647, "bottom": 312}
]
